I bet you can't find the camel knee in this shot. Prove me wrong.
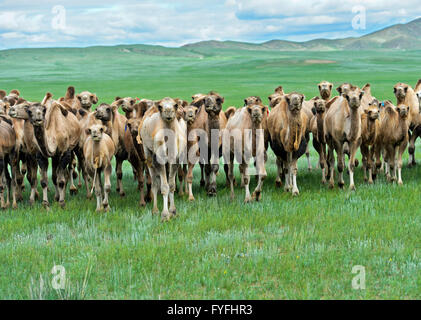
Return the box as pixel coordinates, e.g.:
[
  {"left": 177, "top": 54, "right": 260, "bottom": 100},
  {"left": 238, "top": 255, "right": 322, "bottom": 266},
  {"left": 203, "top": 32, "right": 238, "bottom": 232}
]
[{"left": 161, "top": 183, "right": 169, "bottom": 195}]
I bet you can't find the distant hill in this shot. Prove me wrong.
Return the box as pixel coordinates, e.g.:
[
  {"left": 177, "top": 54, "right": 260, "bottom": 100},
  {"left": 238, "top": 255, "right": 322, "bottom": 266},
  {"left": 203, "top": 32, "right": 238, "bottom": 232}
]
[{"left": 182, "top": 17, "right": 421, "bottom": 51}]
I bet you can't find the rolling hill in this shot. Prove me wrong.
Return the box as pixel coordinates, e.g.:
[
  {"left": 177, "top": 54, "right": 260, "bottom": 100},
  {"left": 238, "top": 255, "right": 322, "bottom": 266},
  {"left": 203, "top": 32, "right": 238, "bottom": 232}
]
[{"left": 183, "top": 17, "right": 421, "bottom": 51}]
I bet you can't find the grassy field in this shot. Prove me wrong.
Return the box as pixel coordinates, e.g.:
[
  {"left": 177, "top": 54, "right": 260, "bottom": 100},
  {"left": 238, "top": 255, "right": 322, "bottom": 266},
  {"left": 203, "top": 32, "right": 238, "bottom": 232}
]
[{"left": 0, "top": 46, "right": 420, "bottom": 299}]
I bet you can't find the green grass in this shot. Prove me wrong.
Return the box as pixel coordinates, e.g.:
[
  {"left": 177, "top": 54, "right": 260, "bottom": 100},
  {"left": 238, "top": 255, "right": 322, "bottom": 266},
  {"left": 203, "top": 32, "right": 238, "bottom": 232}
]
[{"left": 0, "top": 46, "right": 420, "bottom": 299}]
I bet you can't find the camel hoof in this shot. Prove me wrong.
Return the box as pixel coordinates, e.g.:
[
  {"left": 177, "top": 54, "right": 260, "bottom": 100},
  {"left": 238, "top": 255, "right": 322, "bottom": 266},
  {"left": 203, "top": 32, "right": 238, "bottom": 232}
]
[
  {"left": 275, "top": 180, "right": 282, "bottom": 188},
  {"left": 139, "top": 200, "right": 146, "bottom": 207},
  {"left": 398, "top": 181, "right": 403, "bottom": 186},
  {"left": 96, "top": 207, "right": 103, "bottom": 213},
  {"left": 292, "top": 189, "right": 299, "bottom": 196},
  {"left": 161, "top": 212, "right": 171, "bottom": 222},
  {"left": 152, "top": 208, "right": 159, "bottom": 215},
  {"left": 70, "top": 186, "right": 78, "bottom": 195},
  {"left": 338, "top": 181, "right": 345, "bottom": 189},
  {"left": 252, "top": 191, "right": 262, "bottom": 202},
  {"left": 59, "top": 200, "right": 65, "bottom": 208},
  {"left": 86, "top": 193, "right": 92, "bottom": 200},
  {"left": 12, "top": 203, "right": 18, "bottom": 209},
  {"left": 119, "top": 191, "right": 126, "bottom": 198},
  {"left": 188, "top": 195, "right": 195, "bottom": 202},
  {"left": 368, "top": 180, "right": 373, "bottom": 185},
  {"left": 170, "top": 208, "right": 177, "bottom": 217},
  {"left": 42, "top": 201, "right": 50, "bottom": 210},
  {"left": 244, "top": 197, "right": 251, "bottom": 203},
  {"left": 178, "top": 191, "right": 184, "bottom": 197},
  {"left": 328, "top": 182, "right": 334, "bottom": 189},
  {"left": 349, "top": 185, "right": 356, "bottom": 191}
]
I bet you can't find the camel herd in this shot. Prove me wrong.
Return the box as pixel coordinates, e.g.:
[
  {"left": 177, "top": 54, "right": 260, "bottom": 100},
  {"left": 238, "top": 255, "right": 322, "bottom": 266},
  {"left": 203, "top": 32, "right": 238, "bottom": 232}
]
[{"left": 0, "top": 80, "right": 420, "bottom": 220}]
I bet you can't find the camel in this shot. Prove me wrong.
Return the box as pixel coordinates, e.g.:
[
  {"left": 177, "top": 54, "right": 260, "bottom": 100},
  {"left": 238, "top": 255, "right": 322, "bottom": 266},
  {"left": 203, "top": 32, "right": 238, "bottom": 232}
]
[
  {"left": 184, "top": 92, "right": 228, "bottom": 199},
  {"left": 83, "top": 124, "right": 115, "bottom": 212},
  {"left": 95, "top": 101, "right": 128, "bottom": 197},
  {"left": 140, "top": 97, "right": 187, "bottom": 221},
  {"left": 324, "top": 85, "right": 364, "bottom": 190},
  {"left": 23, "top": 95, "right": 81, "bottom": 208},
  {"left": 374, "top": 101, "right": 409, "bottom": 184},
  {"left": 8, "top": 102, "right": 40, "bottom": 205},
  {"left": 0, "top": 102, "right": 18, "bottom": 209},
  {"left": 267, "top": 92, "right": 308, "bottom": 195},
  {"left": 360, "top": 98, "right": 380, "bottom": 184},
  {"left": 223, "top": 102, "right": 267, "bottom": 202},
  {"left": 393, "top": 82, "right": 421, "bottom": 167}
]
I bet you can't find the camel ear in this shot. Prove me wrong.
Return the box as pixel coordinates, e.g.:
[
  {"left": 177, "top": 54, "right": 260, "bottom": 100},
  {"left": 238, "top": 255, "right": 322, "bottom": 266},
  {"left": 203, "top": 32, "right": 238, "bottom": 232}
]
[
  {"left": 76, "top": 94, "right": 82, "bottom": 101},
  {"left": 300, "top": 94, "right": 305, "bottom": 104},
  {"left": 10, "top": 89, "right": 20, "bottom": 96},
  {"left": 393, "top": 87, "right": 397, "bottom": 94},
  {"left": 216, "top": 96, "right": 224, "bottom": 105},
  {"left": 130, "top": 99, "right": 135, "bottom": 106},
  {"left": 0, "top": 90, "right": 6, "bottom": 99},
  {"left": 404, "top": 86, "right": 408, "bottom": 93},
  {"left": 85, "top": 128, "right": 91, "bottom": 136},
  {"left": 115, "top": 96, "right": 121, "bottom": 101},
  {"left": 360, "top": 91, "right": 365, "bottom": 99},
  {"left": 244, "top": 99, "right": 248, "bottom": 106},
  {"left": 79, "top": 109, "right": 86, "bottom": 117},
  {"left": 285, "top": 95, "right": 291, "bottom": 105},
  {"left": 336, "top": 85, "right": 342, "bottom": 95},
  {"left": 115, "top": 99, "right": 124, "bottom": 107},
  {"left": 91, "top": 94, "right": 98, "bottom": 104},
  {"left": 100, "top": 125, "right": 106, "bottom": 133},
  {"left": 156, "top": 101, "right": 163, "bottom": 113},
  {"left": 274, "top": 86, "right": 284, "bottom": 94}
]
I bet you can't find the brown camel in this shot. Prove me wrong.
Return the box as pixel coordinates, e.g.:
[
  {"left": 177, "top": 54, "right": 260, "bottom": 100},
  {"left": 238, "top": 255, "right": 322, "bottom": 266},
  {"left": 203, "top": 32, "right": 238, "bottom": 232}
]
[
  {"left": 267, "top": 92, "right": 308, "bottom": 195},
  {"left": 374, "top": 101, "right": 409, "bottom": 184},
  {"left": 84, "top": 124, "right": 115, "bottom": 212},
  {"left": 324, "top": 85, "right": 364, "bottom": 190},
  {"left": 23, "top": 95, "right": 81, "bottom": 208},
  {"left": 223, "top": 102, "right": 267, "bottom": 202},
  {"left": 360, "top": 98, "right": 380, "bottom": 184}
]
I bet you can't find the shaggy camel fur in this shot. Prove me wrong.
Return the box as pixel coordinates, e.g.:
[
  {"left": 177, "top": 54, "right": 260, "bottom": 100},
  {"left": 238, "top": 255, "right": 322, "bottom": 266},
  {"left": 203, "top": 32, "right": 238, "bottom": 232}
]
[
  {"left": 184, "top": 92, "right": 228, "bottom": 200},
  {"left": 140, "top": 97, "right": 187, "bottom": 221},
  {"left": 309, "top": 97, "right": 338, "bottom": 183},
  {"left": 394, "top": 81, "right": 421, "bottom": 167},
  {"left": 223, "top": 103, "right": 267, "bottom": 202},
  {"left": 374, "top": 101, "right": 409, "bottom": 184},
  {"left": 267, "top": 92, "right": 308, "bottom": 195},
  {"left": 0, "top": 102, "right": 18, "bottom": 209},
  {"left": 24, "top": 96, "right": 80, "bottom": 208},
  {"left": 8, "top": 102, "right": 40, "bottom": 205},
  {"left": 360, "top": 98, "right": 380, "bottom": 184},
  {"left": 84, "top": 124, "right": 115, "bottom": 212},
  {"left": 324, "top": 85, "right": 364, "bottom": 190},
  {"left": 95, "top": 101, "right": 128, "bottom": 197}
]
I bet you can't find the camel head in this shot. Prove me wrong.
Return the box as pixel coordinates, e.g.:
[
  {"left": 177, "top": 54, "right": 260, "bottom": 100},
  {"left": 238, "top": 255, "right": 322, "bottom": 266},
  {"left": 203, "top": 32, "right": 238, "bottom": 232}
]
[
  {"left": 336, "top": 83, "right": 353, "bottom": 97},
  {"left": 184, "top": 104, "right": 199, "bottom": 125},
  {"left": 77, "top": 91, "right": 98, "bottom": 110},
  {"left": 204, "top": 92, "right": 224, "bottom": 118},
  {"left": 246, "top": 104, "right": 267, "bottom": 124},
  {"left": 268, "top": 93, "right": 283, "bottom": 108},
  {"left": 415, "top": 90, "right": 421, "bottom": 108},
  {"left": 396, "top": 104, "right": 409, "bottom": 119},
  {"left": 86, "top": 124, "right": 106, "bottom": 142},
  {"left": 344, "top": 86, "right": 364, "bottom": 109},
  {"left": 393, "top": 83, "right": 410, "bottom": 101},
  {"left": 244, "top": 96, "right": 262, "bottom": 106},
  {"left": 95, "top": 103, "right": 113, "bottom": 122},
  {"left": 2, "top": 89, "right": 21, "bottom": 106},
  {"left": 25, "top": 103, "right": 46, "bottom": 126},
  {"left": 157, "top": 97, "right": 178, "bottom": 123},
  {"left": 285, "top": 92, "right": 305, "bottom": 114},
  {"left": 312, "top": 97, "right": 327, "bottom": 114},
  {"left": 0, "top": 100, "right": 10, "bottom": 116},
  {"left": 318, "top": 81, "right": 333, "bottom": 100},
  {"left": 175, "top": 99, "right": 188, "bottom": 120},
  {"left": 137, "top": 99, "right": 155, "bottom": 118},
  {"left": 364, "top": 99, "right": 380, "bottom": 121},
  {"left": 8, "top": 101, "right": 30, "bottom": 119},
  {"left": 126, "top": 118, "right": 142, "bottom": 138}
]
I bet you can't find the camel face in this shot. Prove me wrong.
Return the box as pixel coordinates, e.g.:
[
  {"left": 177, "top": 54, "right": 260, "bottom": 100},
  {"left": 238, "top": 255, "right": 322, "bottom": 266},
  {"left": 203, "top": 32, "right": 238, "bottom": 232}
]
[
  {"left": 416, "top": 91, "right": 421, "bottom": 107},
  {"left": 313, "top": 98, "right": 327, "bottom": 114},
  {"left": 285, "top": 92, "right": 304, "bottom": 113},
  {"left": 268, "top": 93, "right": 283, "bottom": 108},
  {"left": 126, "top": 118, "right": 141, "bottom": 137},
  {"left": 0, "top": 101, "right": 9, "bottom": 116},
  {"left": 344, "top": 88, "right": 364, "bottom": 109},
  {"left": 247, "top": 104, "right": 266, "bottom": 124},
  {"left": 26, "top": 103, "right": 46, "bottom": 126},
  {"left": 8, "top": 102, "right": 28, "bottom": 119},
  {"left": 394, "top": 83, "right": 409, "bottom": 101},
  {"left": 95, "top": 103, "right": 113, "bottom": 122},
  {"left": 365, "top": 102, "right": 380, "bottom": 121},
  {"left": 77, "top": 91, "right": 98, "bottom": 110},
  {"left": 116, "top": 97, "right": 136, "bottom": 114},
  {"left": 184, "top": 105, "right": 199, "bottom": 125},
  {"left": 87, "top": 124, "right": 105, "bottom": 142},
  {"left": 204, "top": 94, "right": 223, "bottom": 118},
  {"left": 244, "top": 96, "right": 262, "bottom": 106},
  {"left": 397, "top": 104, "right": 409, "bottom": 119},
  {"left": 157, "top": 97, "right": 177, "bottom": 123},
  {"left": 336, "top": 83, "right": 352, "bottom": 96},
  {"left": 318, "top": 81, "right": 333, "bottom": 100}
]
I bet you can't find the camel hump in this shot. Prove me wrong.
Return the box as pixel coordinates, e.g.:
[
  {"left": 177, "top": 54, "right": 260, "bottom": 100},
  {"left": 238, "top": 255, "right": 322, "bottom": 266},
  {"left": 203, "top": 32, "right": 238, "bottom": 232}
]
[
  {"left": 0, "top": 90, "right": 6, "bottom": 99},
  {"left": 65, "top": 86, "right": 75, "bottom": 99},
  {"left": 42, "top": 92, "right": 53, "bottom": 105},
  {"left": 10, "top": 89, "right": 20, "bottom": 96},
  {"left": 225, "top": 106, "right": 236, "bottom": 119},
  {"left": 362, "top": 83, "right": 371, "bottom": 94},
  {"left": 415, "top": 79, "right": 421, "bottom": 92},
  {"left": 274, "top": 85, "right": 284, "bottom": 95}
]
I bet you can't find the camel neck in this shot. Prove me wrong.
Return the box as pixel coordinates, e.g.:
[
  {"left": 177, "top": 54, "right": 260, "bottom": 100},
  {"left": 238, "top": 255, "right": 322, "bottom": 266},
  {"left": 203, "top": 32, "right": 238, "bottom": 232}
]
[
  {"left": 348, "top": 106, "right": 360, "bottom": 142},
  {"left": 33, "top": 124, "right": 51, "bottom": 157}
]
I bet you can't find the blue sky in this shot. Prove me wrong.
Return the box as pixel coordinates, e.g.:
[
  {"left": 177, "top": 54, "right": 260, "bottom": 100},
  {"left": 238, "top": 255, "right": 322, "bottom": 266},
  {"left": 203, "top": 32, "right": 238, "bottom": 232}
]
[{"left": 0, "top": 0, "right": 419, "bottom": 49}]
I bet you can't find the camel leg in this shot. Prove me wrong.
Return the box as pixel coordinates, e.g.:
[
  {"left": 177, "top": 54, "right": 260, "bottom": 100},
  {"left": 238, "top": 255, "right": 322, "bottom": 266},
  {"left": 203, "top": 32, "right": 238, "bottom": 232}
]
[
  {"left": 9, "top": 156, "right": 18, "bottom": 209},
  {"left": 305, "top": 133, "right": 312, "bottom": 171},
  {"left": 36, "top": 153, "right": 50, "bottom": 209},
  {"left": 288, "top": 153, "right": 299, "bottom": 196},
  {"left": 0, "top": 158, "right": 5, "bottom": 209},
  {"left": 158, "top": 165, "right": 170, "bottom": 221},
  {"left": 57, "top": 151, "right": 71, "bottom": 208},
  {"left": 186, "top": 162, "right": 195, "bottom": 202},
  {"left": 115, "top": 156, "right": 125, "bottom": 197},
  {"left": 27, "top": 158, "right": 38, "bottom": 205},
  {"left": 177, "top": 165, "right": 185, "bottom": 196},
  {"left": 348, "top": 141, "right": 359, "bottom": 191},
  {"left": 68, "top": 151, "right": 78, "bottom": 195},
  {"left": 145, "top": 167, "right": 152, "bottom": 203},
  {"left": 367, "top": 146, "right": 374, "bottom": 184},
  {"left": 205, "top": 162, "right": 218, "bottom": 197},
  {"left": 149, "top": 166, "right": 159, "bottom": 215},
  {"left": 168, "top": 164, "right": 177, "bottom": 217},
  {"left": 252, "top": 155, "right": 266, "bottom": 202},
  {"left": 51, "top": 156, "right": 59, "bottom": 202},
  {"left": 94, "top": 169, "right": 103, "bottom": 212},
  {"left": 335, "top": 143, "right": 345, "bottom": 189},
  {"left": 284, "top": 159, "right": 291, "bottom": 192},
  {"left": 199, "top": 162, "right": 205, "bottom": 187},
  {"left": 228, "top": 159, "right": 235, "bottom": 201},
  {"left": 385, "top": 145, "right": 394, "bottom": 182},
  {"left": 275, "top": 157, "right": 283, "bottom": 188},
  {"left": 137, "top": 162, "right": 146, "bottom": 207},
  {"left": 408, "top": 130, "right": 416, "bottom": 167},
  {"left": 397, "top": 142, "right": 407, "bottom": 185},
  {"left": 326, "top": 142, "right": 335, "bottom": 189},
  {"left": 240, "top": 162, "right": 251, "bottom": 203},
  {"left": 103, "top": 165, "right": 112, "bottom": 211}
]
